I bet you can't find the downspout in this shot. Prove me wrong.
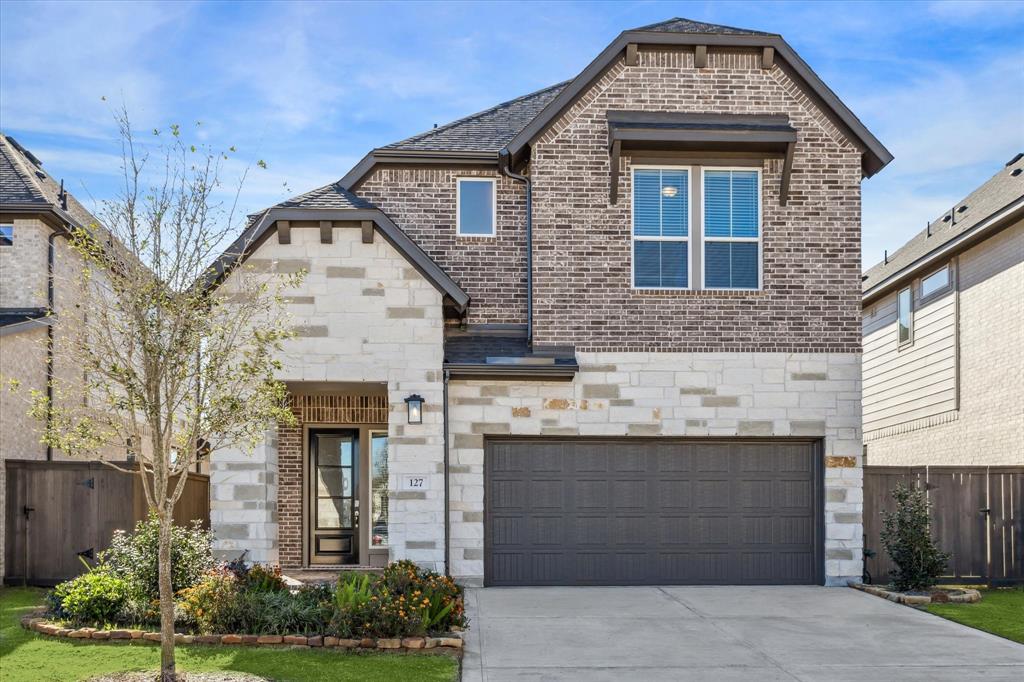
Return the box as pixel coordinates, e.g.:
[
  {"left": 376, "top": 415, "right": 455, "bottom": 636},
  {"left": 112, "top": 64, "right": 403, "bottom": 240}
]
[
  {"left": 498, "top": 150, "right": 533, "bottom": 346},
  {"left": 442, "top": 368, "right": 451, "bottom": 576},
  {"left": 45, "top": 230, "right": 64, "bottom": 461}
]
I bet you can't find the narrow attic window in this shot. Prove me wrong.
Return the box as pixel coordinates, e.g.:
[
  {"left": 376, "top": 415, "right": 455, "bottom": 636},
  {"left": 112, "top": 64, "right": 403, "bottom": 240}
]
[
  {"left": 456, "top": 178, "right": 496, "bottom": 237},
  {"left": 0, "top": 225, "right": 12, "bottom": 246}
]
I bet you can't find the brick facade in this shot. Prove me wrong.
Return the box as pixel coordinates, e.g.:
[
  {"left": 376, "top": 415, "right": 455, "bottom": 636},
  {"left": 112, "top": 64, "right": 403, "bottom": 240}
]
[
  {"left": 530, "top": 48, "right": 863, "bottom": 352},
  {"left": 356, "top": 168, "right": 527, "bottom": 325}
]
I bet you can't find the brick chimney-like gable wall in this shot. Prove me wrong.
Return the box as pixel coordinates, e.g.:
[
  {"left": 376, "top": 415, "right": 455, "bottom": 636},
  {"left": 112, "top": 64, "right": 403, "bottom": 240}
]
[
  {"left": 530, "top": 47, "right": 864, "bottom": 352},
  {"left": 356, "top": 168, "right": 528, "bottom": 325}
]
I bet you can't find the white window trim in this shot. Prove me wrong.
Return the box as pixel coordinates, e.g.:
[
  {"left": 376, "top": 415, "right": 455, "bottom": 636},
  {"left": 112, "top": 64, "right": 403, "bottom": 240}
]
[
  {"left": 700, "top": 167, "right": 763, "bottom": 291},
  {"left": 630, "top": 165, "right": 694, "bottom": 290},
  {"left": 897, "top": 285, "right": 914, "bottom": 348},
  {"left": 456, "top": 177, "right": 497, "bottom": 237}
]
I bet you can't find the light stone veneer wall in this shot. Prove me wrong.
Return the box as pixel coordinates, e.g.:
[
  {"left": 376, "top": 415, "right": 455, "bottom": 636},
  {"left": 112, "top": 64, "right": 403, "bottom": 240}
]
[
  {"left": 448, "top": 352, "right": 863, "bottom": 586},
  {"left": 210, "top": 225, "right": 446, "bottom": 569},
  {"left": 864, "top": 220, "right": 1023, "bottom": 466}
]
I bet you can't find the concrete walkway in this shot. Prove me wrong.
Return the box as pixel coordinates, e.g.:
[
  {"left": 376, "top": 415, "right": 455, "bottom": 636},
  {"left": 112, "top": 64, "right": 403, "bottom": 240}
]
[{"left": 461, "top": 586, "right": 1024, "bottom": 681}]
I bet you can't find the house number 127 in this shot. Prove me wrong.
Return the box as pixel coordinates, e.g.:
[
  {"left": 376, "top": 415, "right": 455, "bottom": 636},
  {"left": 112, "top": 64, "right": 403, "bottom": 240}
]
[{"left": 402, "top": 476, "right": 428, "bottom": 491}]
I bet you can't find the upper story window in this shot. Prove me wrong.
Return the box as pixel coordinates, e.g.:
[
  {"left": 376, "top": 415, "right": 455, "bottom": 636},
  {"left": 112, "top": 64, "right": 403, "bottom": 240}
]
[
  {"left": 702, "top": 169, "right": 760, "bottom": 290},
  {"left": 0, "top": 225, "right": 12, "bottom": 246},
  {"left": 632, "top": 168, "right": 689, "bottom": 289},
  {"left": 920, "top": 264, "right": 951, "bottom": 299},
  {"left": 456, "top": 178, "right": 496, "bottom": 237},
  {"left": 897, "top": 286, "right": 913, "bottom": 346}
]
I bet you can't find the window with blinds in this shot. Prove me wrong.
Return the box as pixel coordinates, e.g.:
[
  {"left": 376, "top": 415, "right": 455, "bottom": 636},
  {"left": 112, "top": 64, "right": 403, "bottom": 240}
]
[
  {"left": 632, "top": 168, "right": 689, "bottom": 288},
  {"left": 703, "top": 169, "right": 761, "bottom": 289}
]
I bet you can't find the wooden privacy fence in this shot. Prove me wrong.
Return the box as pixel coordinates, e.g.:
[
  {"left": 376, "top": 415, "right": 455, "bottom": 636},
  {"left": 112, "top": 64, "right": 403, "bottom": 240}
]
[
  {"left": 863, "top": 466, "right": 1023, "bottom": 585},
  {"left": 4, "top": 460, "right": 209, "bottom": 586}
]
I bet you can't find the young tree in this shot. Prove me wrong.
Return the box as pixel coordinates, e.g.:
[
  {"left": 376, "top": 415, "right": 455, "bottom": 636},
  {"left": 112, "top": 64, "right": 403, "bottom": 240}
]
[
  {"left": 23, "top": 112, "right": 300, "bottom": 681},
  {"left": 880, "top": 483, "right": 951, "bottom": 592}
]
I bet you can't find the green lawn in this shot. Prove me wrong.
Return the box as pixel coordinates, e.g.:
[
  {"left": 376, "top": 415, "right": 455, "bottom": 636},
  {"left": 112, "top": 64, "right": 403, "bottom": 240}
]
[
  {"left": 925, "top": 587, "right": 1024, "bottom": 644},
  {"left": 0, "top": 587, "right": 458, "bottom": 682}
]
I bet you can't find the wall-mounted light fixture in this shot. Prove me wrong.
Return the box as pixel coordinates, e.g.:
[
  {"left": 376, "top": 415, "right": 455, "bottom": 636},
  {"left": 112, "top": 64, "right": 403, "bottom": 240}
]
[{"left": 405, "top": 394, "right": 424, "bottom": 424}]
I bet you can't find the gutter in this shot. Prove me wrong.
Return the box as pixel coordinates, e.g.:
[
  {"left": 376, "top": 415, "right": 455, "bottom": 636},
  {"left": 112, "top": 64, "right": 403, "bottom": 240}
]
[
  {"left": 45, "top": 231, "right": 65, "bottom": 461},
  {"left": 498, "top": 150, "right": 533, "bottom": 346},
  {"left": 862, "top": 197, "right": 1024, "bottom": 305}
]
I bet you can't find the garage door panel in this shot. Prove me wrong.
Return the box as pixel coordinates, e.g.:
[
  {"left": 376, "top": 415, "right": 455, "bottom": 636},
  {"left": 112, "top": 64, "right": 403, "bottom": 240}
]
[{"left": 485, "top": 439, "right": 822, "bottom": 586}]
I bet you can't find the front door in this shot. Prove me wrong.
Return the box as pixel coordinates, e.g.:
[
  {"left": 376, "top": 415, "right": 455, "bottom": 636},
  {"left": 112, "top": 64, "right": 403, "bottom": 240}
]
[{"left": 309, "top": 429, "right": 359, "bottom": 564}]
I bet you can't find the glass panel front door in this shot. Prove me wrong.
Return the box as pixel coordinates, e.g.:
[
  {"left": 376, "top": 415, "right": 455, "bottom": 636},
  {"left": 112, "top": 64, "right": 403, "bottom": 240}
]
[{"left": 309, "top": 430, "right": 359, "bottom": 564}]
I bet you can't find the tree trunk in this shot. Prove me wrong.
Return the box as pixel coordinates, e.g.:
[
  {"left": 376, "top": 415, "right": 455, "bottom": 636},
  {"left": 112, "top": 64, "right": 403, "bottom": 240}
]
[{"left": 158, "top": 508, "right": 176, "bottom": 681}]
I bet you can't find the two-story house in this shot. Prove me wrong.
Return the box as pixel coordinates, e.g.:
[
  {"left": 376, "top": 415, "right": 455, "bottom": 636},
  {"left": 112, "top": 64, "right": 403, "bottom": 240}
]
[
  {"left": 0, "top": 133, "right": 111, "bottom": 579},
  {"left": 209, "top": 18, "right": 892, "bottom": 587},
  {"left": 862, "top": 154, "right": 1023, "bottom": 466}
]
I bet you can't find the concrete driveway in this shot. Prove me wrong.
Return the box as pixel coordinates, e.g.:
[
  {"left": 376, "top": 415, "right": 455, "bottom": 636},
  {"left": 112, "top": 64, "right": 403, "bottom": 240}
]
[{"left": 461, "top": 586, "right": 1024, "bottom": 681}]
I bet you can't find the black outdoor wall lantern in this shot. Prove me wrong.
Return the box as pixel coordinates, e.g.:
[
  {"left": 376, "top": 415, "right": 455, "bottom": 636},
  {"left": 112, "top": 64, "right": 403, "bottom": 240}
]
[{"left": 405, "top": 394, "right": 424, "bottom": 424}]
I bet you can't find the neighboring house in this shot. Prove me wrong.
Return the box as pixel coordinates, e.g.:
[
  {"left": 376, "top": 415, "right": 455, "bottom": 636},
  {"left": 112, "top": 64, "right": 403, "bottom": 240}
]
[
  {"left": 0, "top": 135, "right": 210, "bottom": 583},
  {"left": 862, "top": 155, "right": 1024, "bottom": 466},
  {"left": 0, "top": 133, "right": 104, "bottom": 579},
  {"left": 208, "top": 17, "right": 892, "bottom": 587}
]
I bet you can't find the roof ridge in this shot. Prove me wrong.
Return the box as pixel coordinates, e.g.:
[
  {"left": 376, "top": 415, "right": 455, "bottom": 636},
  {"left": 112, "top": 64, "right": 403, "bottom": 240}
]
[
  {"left": 630, "top": 16, "right": 772, "bottom": 36},
  {"left": 382, "top": 80, "right": 571, "bottom": 150},
  {"left": 0, "top": 133, "right": 48, "bottom": 204}
]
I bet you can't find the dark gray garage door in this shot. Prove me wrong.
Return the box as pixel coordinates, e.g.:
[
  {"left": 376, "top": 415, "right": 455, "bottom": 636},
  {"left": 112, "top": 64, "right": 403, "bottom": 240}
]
[{"left": 484, "top": 439, "right": 823, "bottom": 586}]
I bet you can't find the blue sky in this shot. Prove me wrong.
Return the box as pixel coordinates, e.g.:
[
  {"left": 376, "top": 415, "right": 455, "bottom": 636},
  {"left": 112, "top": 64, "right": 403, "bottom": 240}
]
[{"left": 1, "top": 0, "right": 1022, "bottom": 268}]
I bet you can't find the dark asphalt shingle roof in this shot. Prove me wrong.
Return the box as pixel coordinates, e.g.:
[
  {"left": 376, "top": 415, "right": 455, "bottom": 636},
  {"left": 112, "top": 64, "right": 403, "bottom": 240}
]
[
  {"left": 274, "top": 182, "right": 375, "bottom": 210},
  {"left": 444, "top": 330, "right": 577, "bottom": 368},
  {"left": 862, "top": 153, "right": 1024, "bottom": 294},
  {"left": 0, "top": 307, "right": 48, "bottom": 329},
  {"left": 0, "top": 133, "right": 104, "bottom": 230},
  {"left": 631, "top": 17, "right": 772, "bottom": 36},
  {"left": 381, "top": 81, "right": 569, "bottom": 153}
]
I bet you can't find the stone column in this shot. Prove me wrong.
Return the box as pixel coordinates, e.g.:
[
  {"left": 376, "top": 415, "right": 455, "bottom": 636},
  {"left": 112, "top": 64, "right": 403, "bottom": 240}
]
[{"left": 210, "top": 428, "right": 279, "bottom": 564}]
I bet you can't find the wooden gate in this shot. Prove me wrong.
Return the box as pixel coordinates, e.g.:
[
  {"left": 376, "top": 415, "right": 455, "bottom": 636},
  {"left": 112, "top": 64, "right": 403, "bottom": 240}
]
[
  {"left": 864, "top": 466, "right": 1023, "bottom": 585},
  {"left": 4, "top": 460, "right": 209, "bottom": 585}
]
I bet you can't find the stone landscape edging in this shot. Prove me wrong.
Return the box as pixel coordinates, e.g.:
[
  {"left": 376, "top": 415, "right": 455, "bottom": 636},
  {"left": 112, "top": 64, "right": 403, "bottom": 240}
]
[
  {"left": 20, "top": 614, "right": 463, "bottom": 655},
  {"left": 849, "top": 582, "right": 982, "bottom": 605}
]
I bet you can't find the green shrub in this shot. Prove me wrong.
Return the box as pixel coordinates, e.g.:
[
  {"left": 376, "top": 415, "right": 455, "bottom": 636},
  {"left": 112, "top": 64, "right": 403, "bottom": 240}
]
[
  {"left": 99, "top": 512, "right": 214, "bottom": 599},
  {"left": 377, "top": 560, "right": 466, "bottom": 633},
  {"left": 232, "top": 562, "right": 287, "bottom": 593},
  {"left": 881, "top": 483, "right": 951, "bottom": 592},
  {"left": 52, "top": 570, "right": 130, "bottom": 625},
  {"left": 336, "top": 572, "right": 374, "bottom": 610},
  {"left": 178, "top": 569, "right": 241, "bottom": 634}
]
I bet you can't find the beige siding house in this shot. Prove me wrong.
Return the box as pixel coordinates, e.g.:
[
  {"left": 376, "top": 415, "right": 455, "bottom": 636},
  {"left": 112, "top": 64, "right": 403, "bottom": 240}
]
[{"left": 862, "top": 154, "right": 1024, "bottom": 466}]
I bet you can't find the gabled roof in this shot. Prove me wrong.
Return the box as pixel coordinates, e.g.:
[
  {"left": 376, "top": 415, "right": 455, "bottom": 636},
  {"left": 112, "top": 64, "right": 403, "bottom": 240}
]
[
  {"left": 381, "top": 82, "right": 569, "bottom": 154},
  {"left": 0, "top": 133, "right": 103, "bottom": 231},
  {"left": 275, "top": 182, "right": 375, "bottom": 210},
  {"left": 208, "top": 186, "right": 469, "bottom": 311},
  {"left": 338, "top": 16, "right": 891, "bottom": 189},
  {"left": 862, "top": 153, "right": 1024, "bottom": 303},
  {"left": 632, "top": 17, "right": 770, "bottom": 35}
]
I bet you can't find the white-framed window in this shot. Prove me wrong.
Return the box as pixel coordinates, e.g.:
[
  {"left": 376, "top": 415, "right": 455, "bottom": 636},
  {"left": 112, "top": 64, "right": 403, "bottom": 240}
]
[
  {"left": 702, "top": 168, "right": 761, "bottom": 290},
  {"left": 631, "top": 167, "right": 690, "bottom": 289},
  {"left": 0, "top": 224, "right": 12, "bottom": 246},
  {"left": 456, "top": 177, "right": 496, "bottom": 237},
  {"left": 897, "top": 286, "right": 913, "bottom": 346},
  {"left": 920, "top": 264, "right": 951, "bottom": 299}
]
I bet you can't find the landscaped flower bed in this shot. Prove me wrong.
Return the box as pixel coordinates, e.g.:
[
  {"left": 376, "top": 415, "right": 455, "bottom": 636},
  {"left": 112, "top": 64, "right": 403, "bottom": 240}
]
[{"left": 35, "top": 516, "right": 466, "bottom": 654}]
